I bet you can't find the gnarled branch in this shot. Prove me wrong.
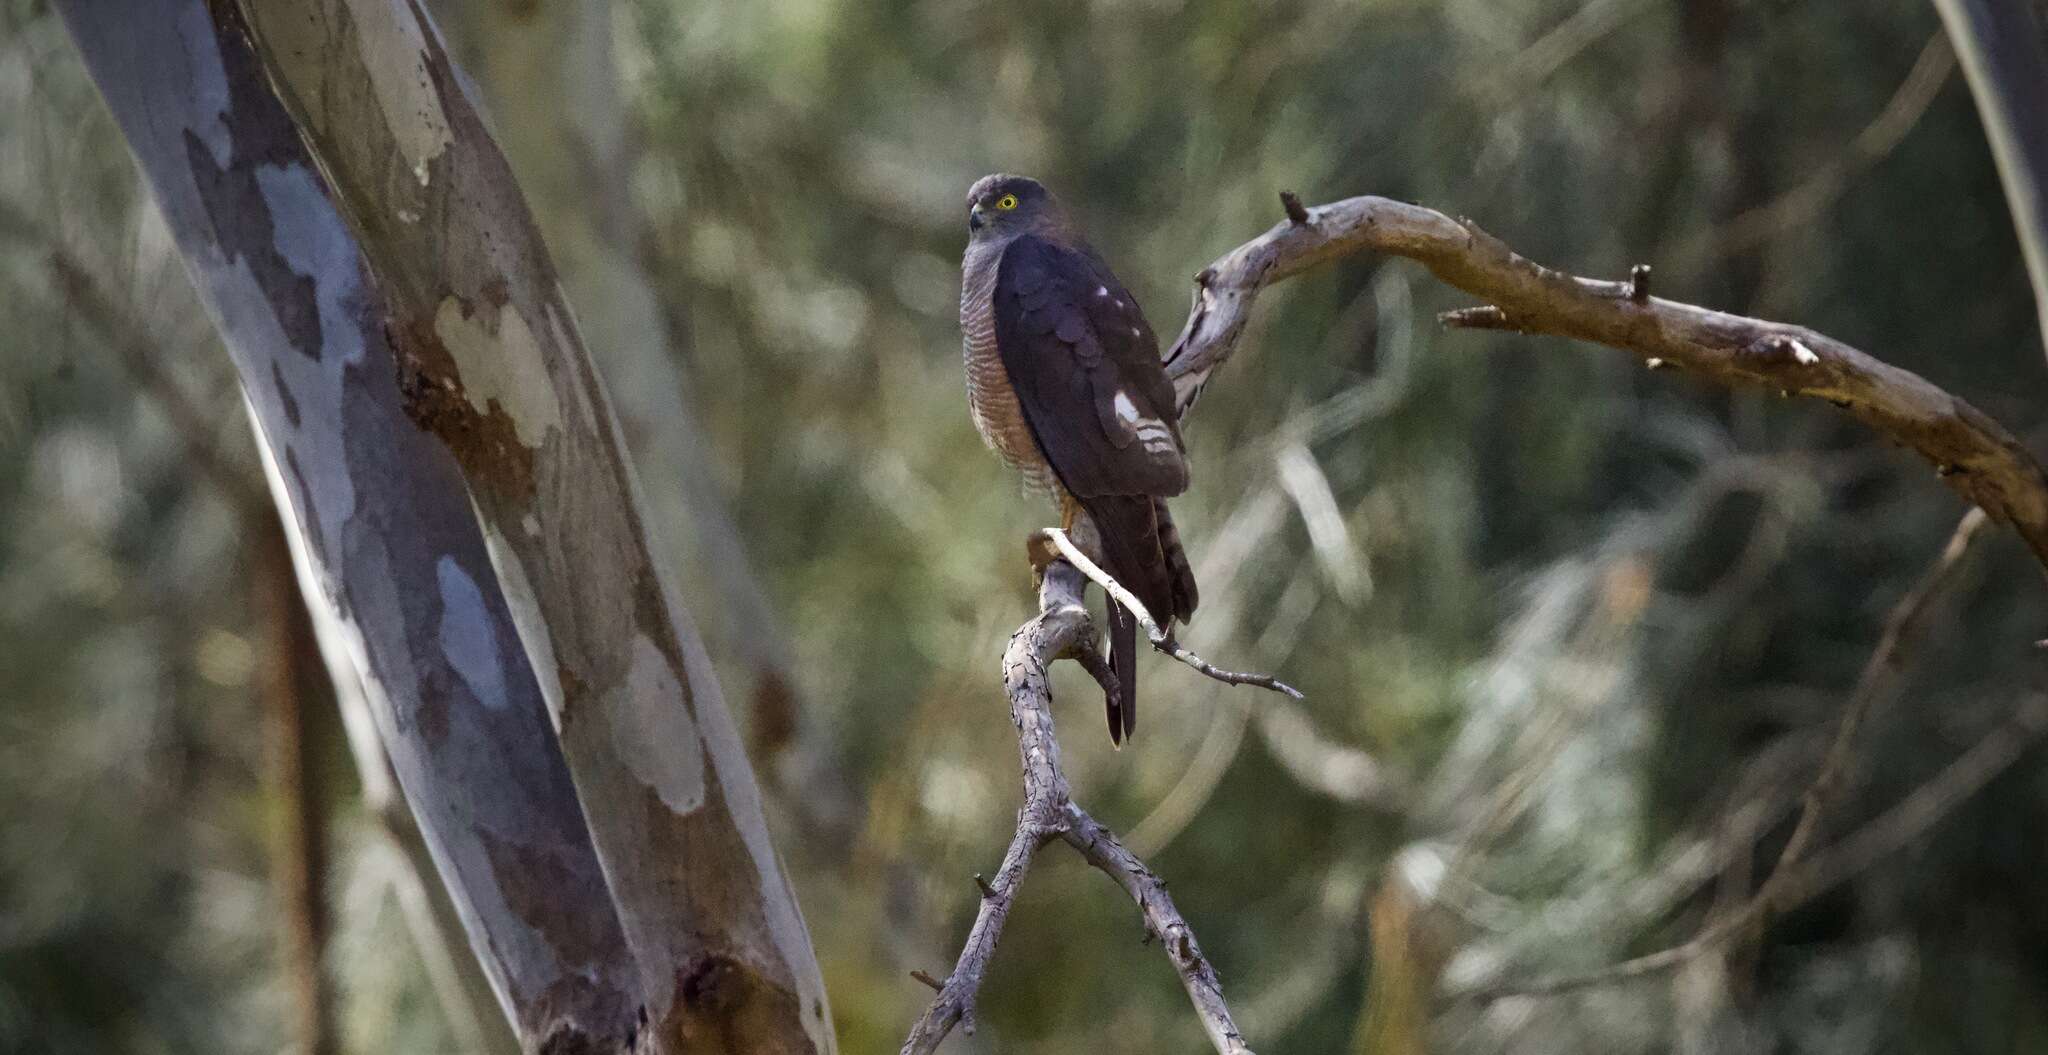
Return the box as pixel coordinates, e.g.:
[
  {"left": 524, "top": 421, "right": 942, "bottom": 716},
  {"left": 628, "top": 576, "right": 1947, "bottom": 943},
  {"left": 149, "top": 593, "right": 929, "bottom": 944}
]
[
  {"left": 1164, "top": 193, "right": 2048, "bottom": 570},
  {"left": 903, "top": 561, "right": 1252, "bottom": 1055}
]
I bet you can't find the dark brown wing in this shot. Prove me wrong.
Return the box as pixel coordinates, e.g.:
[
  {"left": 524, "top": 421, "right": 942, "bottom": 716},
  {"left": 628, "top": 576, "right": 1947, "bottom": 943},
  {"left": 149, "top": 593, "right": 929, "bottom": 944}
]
[
  {"left": 992, "top": 235, "right": 1187, "bottom": 500},
  {"left": 994, "top": 234, "right": 1194, "bottom": 744}
]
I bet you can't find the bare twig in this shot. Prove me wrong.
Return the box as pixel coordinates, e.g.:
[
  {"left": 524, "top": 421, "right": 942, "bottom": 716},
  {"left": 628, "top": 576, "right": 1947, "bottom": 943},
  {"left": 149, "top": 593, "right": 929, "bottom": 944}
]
[
  {"left": 43, "top": 249, "right": 268, "bottom": 516},
  {"left": 902, "top": 561, "right": 1254, "bottom": 1055},
  {"left": 1034, "top": 527, "right": 1304, "bottom": 699},
  {"left": 1451, "top": 690, "right": 2048, "bottom": 1002},
  {"left": 1762, "top": 509, "right": 1991, "bottom": 893},
  {"left": 1281, "top": 190, "right": 1310, "bottom": 226},
  {"left": 1782, "top": 690, "right": 2048, "bottom": 903},
  {"left": 1680, "top": 32, "right": 1955, "bottom": 261},
  {"left": 1454, "top": 510, "right": 1995, "bottom": 1001},
  {"left": 1161, "top": 194, "right": 2048, "bottom": 572}
]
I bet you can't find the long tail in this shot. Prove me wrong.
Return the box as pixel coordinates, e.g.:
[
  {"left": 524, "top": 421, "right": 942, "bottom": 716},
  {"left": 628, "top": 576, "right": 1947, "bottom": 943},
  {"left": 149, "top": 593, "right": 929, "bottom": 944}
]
[
  {"left": 1155, "top": 497, "right": 1199, "bottom": 621},
  {"left": 1079, "top": 495, "right": 1200, "bottom": 745},
  {"left": 1108, "top": 601, "right": 1138, "bottom": 745}
]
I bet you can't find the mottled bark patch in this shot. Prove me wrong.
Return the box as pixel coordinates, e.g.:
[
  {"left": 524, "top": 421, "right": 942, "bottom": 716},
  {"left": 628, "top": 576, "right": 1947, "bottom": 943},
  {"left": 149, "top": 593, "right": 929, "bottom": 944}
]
[
  {"left": 661, "top": 953, "right": 814, "bottom": 1055},
  {"left": 184, "top": 130, "right": 324, "bottom": 361},
  {"left": 177, "top": 3, "right": 331, "bottom": 362},
  {"left": 387, "top": 311, "right": 538, "bottom": 500},
  {"left": 272, "top": 360, "right": 301, "bottom": 426},
  {"left": 482, "top": 828, "right": 636, "bottom": 976},
  {"left": 627, "top": 769, "right": 816, "bottom": 1053},
  {"left": 412, "top": 659, "right": 455, "bottom": 747},
  {"left": 526, "top": 973, "right": 637, "bottom": 1055}
]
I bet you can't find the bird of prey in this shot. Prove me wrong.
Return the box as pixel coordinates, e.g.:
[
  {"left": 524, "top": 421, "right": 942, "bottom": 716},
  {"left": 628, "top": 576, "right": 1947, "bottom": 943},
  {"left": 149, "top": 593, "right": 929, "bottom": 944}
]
[{"left": 959, "top": 173, "right": 1198, "bottom": 744}]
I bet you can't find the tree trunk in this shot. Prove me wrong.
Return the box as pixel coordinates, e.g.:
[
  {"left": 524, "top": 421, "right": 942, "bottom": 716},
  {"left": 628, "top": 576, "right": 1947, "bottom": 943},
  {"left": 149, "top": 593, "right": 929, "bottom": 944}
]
[
  {"left": 55, "top": 2, "right": 834, "bottom": 1052},
  {"left": 429, "top": 0, "right": 812, "bottom": 772},
  {"left": 1930, "top": 0, "right": 2048, "bottom": 356}
]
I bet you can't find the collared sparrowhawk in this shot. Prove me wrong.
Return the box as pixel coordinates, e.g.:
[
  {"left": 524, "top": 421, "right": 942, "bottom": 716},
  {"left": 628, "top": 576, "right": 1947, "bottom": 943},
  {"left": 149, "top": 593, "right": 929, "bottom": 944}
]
[{"left": 959, "top": 173, "right": 1198, "bottom": 745}]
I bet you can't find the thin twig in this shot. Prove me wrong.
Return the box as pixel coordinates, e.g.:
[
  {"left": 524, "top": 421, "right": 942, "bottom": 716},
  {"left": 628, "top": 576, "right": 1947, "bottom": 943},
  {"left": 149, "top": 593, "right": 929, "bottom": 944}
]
[
  {"left": 44, "top": 250, "right": 268, "bottom": 516},
  {"left": 902, "top": 561, "right": 1255, "bottom": 1055},
  {"left": 1763, "top": 509, "right": 1991, "bottom": 891},
  {"left": 1062, "top": 804, "right": 1251, "bottom": 1055},
  {"left": 1035, "top": 528, "right": 1304, "bottom": 699},
  {"left": 1451, "top": 690, "right": 2048, "bottom": 1001},
  {"left": 1677, "top": 32, "right": 1955, "bottom": 261},
  {"left": 1781, "top": 691, "right": 2048, "bottom": 903},
  {"left": 1454, "top": 510, "right": 1994, "bottom": 1001}
]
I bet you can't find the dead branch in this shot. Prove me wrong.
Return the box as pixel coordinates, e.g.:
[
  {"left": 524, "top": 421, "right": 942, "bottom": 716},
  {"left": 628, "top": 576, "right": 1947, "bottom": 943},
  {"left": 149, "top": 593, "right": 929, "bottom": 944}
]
[
  {"left": 1161, "top": 195, "right": 2048, "bottom": 572},
  {"left": 902, "top": 560, "right": 1253, "bottom": 1055},
  {"left": 1451, "top": 509, "right": 1995, "bottom": 1001}
]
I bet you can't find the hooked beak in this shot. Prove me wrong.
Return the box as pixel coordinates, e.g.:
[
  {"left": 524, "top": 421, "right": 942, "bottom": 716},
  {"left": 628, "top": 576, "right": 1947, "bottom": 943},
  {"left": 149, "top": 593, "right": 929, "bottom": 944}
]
[{"left": 968, "top": 204, "right": 986, "bottom": 231}]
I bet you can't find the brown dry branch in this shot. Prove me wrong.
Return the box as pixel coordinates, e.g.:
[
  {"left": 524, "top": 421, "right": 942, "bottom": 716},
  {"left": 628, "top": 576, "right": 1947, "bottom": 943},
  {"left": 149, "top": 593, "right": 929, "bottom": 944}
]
[
  {"left": 255, "top": 523, "right": 337, "bottom": 1055},
  {"left": 1452, "top": 508, "right": 1994, "bottom": 1002},
  {"left": 901, "top": 560, "right": 1253, "bottom": 1055},
  {"left": 1163, "top": 192, "right": 2048, "bottom": 572},
  {"left": 1155, "top": 188, "right": 2048, "bottom": 1021}
]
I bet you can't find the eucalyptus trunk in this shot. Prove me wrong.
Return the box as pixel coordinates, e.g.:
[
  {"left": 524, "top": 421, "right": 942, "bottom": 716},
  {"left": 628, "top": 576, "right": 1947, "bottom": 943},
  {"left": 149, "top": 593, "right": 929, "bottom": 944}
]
[{"left": 55, "top": 2, "right": 834, "bottom": 1051}]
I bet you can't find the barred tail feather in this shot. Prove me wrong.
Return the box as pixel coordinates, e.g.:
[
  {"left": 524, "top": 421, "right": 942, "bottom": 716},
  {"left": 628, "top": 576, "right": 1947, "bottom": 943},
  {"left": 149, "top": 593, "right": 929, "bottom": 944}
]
[
  {"left": 1154, "top": 498, "right": 1198, "bottom": 622},
  {"left": 1079, "top": 494, "right": 1198, "bottom": 745}
]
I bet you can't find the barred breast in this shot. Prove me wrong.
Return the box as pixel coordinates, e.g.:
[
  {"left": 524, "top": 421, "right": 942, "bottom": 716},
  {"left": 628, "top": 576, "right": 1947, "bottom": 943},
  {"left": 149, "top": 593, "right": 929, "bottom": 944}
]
[{"left": 962, "top": 240, "right": 1061, "bottom": 499}]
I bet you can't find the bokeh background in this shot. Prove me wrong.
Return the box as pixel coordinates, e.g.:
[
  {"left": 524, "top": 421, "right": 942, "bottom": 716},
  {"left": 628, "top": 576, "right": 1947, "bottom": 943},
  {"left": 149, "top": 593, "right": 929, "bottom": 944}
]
[{"left": 7, "top": 0, "right": 2048, "bottom": 1052}]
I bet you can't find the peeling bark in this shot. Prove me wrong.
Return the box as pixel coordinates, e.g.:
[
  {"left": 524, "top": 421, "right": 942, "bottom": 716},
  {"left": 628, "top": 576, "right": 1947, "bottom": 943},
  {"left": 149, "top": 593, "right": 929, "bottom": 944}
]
[
  {"left": 58, "top": 1, "right": 831, "bottom": 1051},
  {"left": 429, "top": 0, "right": 826, "bottom": 831}
]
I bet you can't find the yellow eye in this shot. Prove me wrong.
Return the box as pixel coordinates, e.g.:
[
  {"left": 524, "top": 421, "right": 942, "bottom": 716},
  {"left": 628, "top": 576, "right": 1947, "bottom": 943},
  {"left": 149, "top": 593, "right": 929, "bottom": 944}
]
[{"left": 995, "top": 193, "right": 1019, "bottom": 210}]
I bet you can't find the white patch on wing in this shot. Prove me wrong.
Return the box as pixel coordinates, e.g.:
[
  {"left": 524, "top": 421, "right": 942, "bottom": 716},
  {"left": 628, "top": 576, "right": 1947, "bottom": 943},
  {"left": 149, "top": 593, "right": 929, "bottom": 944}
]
[
  {"left": 1113, "top": 390, "right": 1141, "bottom": 424},
  {"left": 1096, "top": 286, "right": 1110, "bottom": 297},
  {"left": 1135, "top": 416, "right": 1177, "bottom": 454}
]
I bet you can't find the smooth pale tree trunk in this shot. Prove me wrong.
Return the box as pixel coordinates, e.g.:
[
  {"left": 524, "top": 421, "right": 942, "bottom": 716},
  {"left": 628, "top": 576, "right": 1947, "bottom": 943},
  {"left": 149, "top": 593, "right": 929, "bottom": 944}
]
[
  {"left": 430, "top": 0, "right": 812, "bottom": 768},
  {"left": 55, "top": 2, "right": 834, "bottom": 1053},
  {"left": 1930, "top": 0, "right": 2048, "bottom": 355}
]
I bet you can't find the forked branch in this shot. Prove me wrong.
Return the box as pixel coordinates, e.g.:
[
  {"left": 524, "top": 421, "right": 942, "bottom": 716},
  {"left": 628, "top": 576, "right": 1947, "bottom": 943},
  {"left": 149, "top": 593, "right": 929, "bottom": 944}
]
[
  {"left": 902, "top": 560, "right": 1252, "bottom": 1055},
  {"left": 929, "top": 187, "right": 2048, "bottom": 1048}
]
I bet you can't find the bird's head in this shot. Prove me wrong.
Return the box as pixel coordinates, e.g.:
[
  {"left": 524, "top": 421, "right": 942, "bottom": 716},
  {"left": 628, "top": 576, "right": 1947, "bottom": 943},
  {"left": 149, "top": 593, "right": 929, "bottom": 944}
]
[{"left": 965, "top": 173, "right": 1064, "bottom": 243}]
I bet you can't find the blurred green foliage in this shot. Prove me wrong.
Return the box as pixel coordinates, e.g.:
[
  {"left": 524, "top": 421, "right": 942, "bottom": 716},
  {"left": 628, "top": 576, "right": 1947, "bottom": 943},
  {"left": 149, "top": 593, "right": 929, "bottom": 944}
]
[{"left": 7, "top": 0, "right": 2048, "bottom": 1052}]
